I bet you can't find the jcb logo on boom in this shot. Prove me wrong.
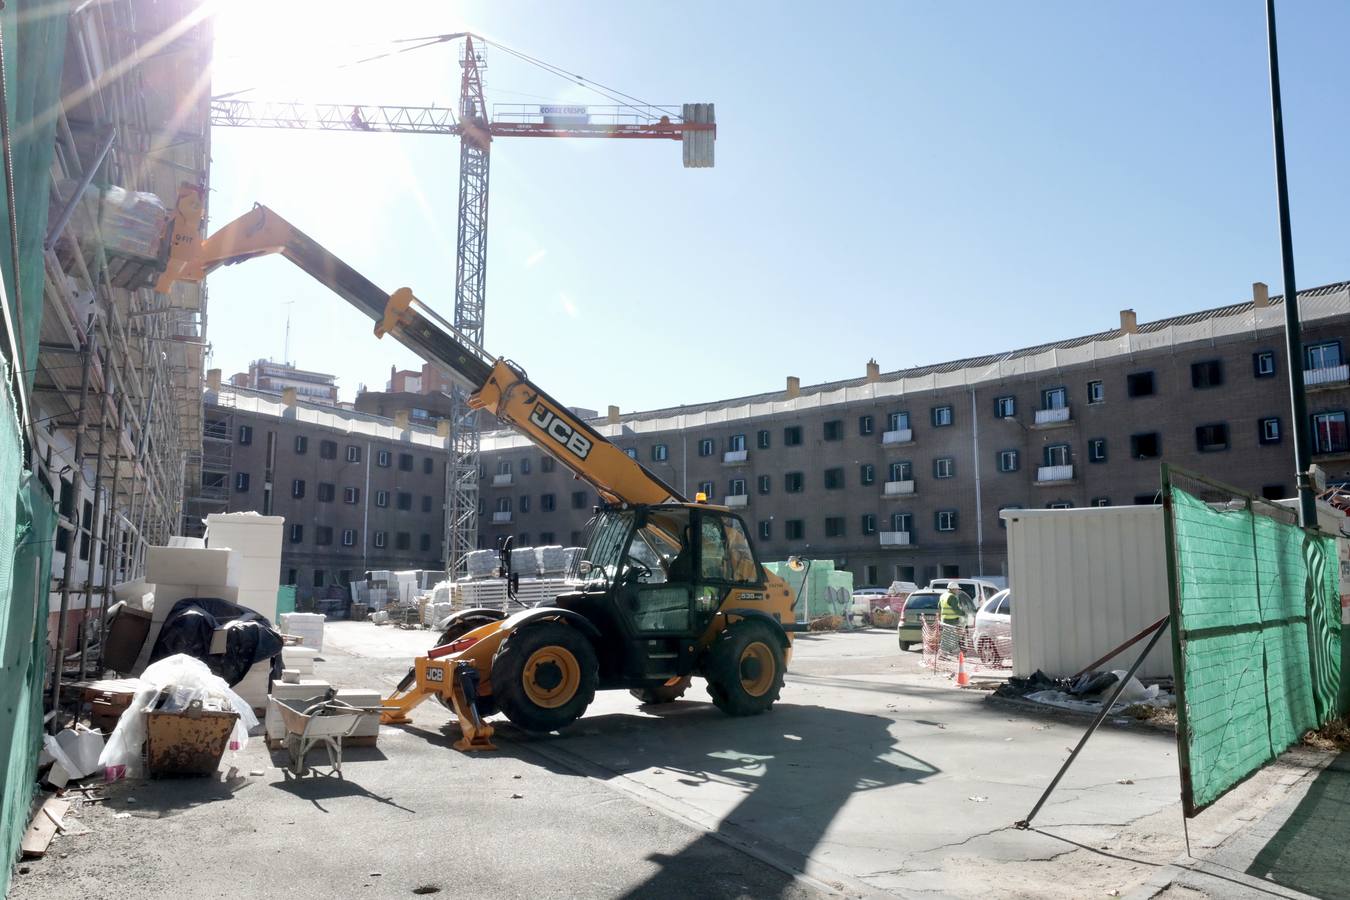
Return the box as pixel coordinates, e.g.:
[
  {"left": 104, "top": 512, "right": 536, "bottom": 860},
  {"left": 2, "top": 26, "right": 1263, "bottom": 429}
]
[{"left": 530, "top": 403, "right": 593, "bottom": 461}]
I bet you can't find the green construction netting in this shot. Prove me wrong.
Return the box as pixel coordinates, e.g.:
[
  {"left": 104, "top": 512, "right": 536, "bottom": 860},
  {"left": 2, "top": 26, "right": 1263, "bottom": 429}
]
[
  {"left": 762, "top": 560, "right": 855, "bottom": 624},
  {"left": 277, "top": 585, "right": 297, "bottom": 617},
  {"left": 1167, "top": 474, "right": 1341, "bottom": 816}
]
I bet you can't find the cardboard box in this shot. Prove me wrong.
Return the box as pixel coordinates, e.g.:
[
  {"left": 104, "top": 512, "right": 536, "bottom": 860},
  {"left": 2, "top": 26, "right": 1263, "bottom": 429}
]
[{"left": 146, "top": 547, "right": 238, "bottom": 588}]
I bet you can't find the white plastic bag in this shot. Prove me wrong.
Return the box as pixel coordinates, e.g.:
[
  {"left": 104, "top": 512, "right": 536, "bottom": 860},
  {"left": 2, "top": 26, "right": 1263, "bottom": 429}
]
[{"left": 98, "top": 654, "right": 258, "bottom": 779}]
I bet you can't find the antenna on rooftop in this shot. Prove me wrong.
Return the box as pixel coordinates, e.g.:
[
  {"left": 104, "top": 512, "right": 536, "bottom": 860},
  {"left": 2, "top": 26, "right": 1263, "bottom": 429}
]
[{"left": 281, "top": 300, "right": 295, "bottom": 365}]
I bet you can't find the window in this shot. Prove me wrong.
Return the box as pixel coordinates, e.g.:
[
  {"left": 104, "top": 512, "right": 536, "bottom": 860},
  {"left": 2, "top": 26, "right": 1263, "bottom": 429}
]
[
  {"left": 891, "top": 512, "right": 913, "bottom": 533},
  {"left": 1041, "top": 387, "right": 1067, "bottom": 410},
  {"left": 1088, "top": 438, "right": 1107, "bottom": 462},
  {"left": 824, "top": 467, "right": 844, "bottom": 489},
  {"left": 936, "top": 510, "right": 958, "bottom": 532},
  {"left": 520, "top": 495, "right": 531, "bottom": 513},
  {"left": 728, "top": 434, "right": 746, "bottom": 452},
  {"left": 320, "top": 440, "right": 337, "bottom": 460},
  {"left": 859, "top": 415, "right": 874, "bottom": 436},
  {"left": 1131, "top": 432, "right": 1161, "bottom": 458},
  {"left": 995, "top": 396, "right": 1015, "bottom": 418},
  {"left": 420, "top": 533, "right": 432, "bottom": 552},
  {"left": 757, "top": 430, "right": 771, "bottom": 449},
  {"left": 541, "top": 456, "right": 555, "bottom": 473},
  {"left": 520, "top": 458, "right": 531, "bottom": 475},
  {"left": 698, "top": 438, "right": 715, "bottom": 457},
  {"left": 758, "top": 520, "right": 772, "bottom": 540},
  {"left": 1254, "top": 351, "right": 1277, "bottom": 378},
  {"left": 697, "top": 480, "right": 715, "bottom": 499},
  {"left": 376, "top": 449, "right": 391, "bottom": 468},
  {"left": 1312, "top": 412, "right": 1348, "bottom": 454},
  {"left": 1091, "top": 497, "right": 1110, "bottom": 508},
  {"left": 571, "top": 491, "right": 588, "bottom": 510},
  {"left": 540, "top": 532, "right": 555, "bottom": 544},
  {"left": 825, "top": 517, "right": 846, "bottom": 538},
  {"left": 423, "top": 457, "right": 434, "bottom": 475},
  {"left": 291, "top": 479, "right": 306, "bottom": 499},
  {"left": 1044, "top": 444, "right": 1070, "bottom": 467},
  {"left": 1262, "top": 485, "right": 1286, "bottom": 501},
  {"left": 294, "top": 435, "right": 308, "bottom": 455},
  {"left": 569, "top": 531, "right": 582, "bottom": 545},
  {"left": 860, "top": 463, "right": 875, "bottom": 485},
  {"left": 784, "top": 426, "right": 803, "bottom": 446},
  {"left": 1260, "top": 417, "right": 1282, "bottom": 445},
  {"left": 1195, "top": 423, "right": 1230, "bottom": 452},
  {"left": 1134, "top": 492, "right": 1161, "bottom": 505},
  {"left": 394, "top": 491, "right": 411, "bottom": 511},
  {"left": 541, "top": 493, "right": 556, "bottom": 512},
  {"left": 933, "top": 457, "right": 954, "bottom": 479},
  {"left": 861, "top": 513, "right": 876, "bottom": 535},
  {"left": 997, "top": 450, "right": 1018, "bottom": 473},
  {"left": 652, "top": 444, "right": 668, "bottom": 462},
  {"left": 396, "top": 532, "right": 411, "bottom": 551},
  {"left": 375, "top": 490, "right": 389, "bottom": 508},
  {"left": 757, "top": 474, "right": 771, "bottom": 495},
  {"left": 518, "top": 535, "right": 532, "bottom": 548},
  {"left": 315, "top": 526, "right": 333, "bottom": 546},
  {"left": 313, "top": 570, "right": 325, "bottom": 588},
  {"left": 1191, "top": 360, "right": 1224, "bottom": 389},
  {"left": 888, "top": 411, "right": 910, "bottom": 432},
  {"left": 317, "top": 482, "right": 335, "bottom": 502},
  {"left": 785, "top": 472, "right": 804, "bottom": 493},
  {"left": 1047, "top": 501, "right": 1072, "bottom": 510},
  {"left": 1306, "top": 341, "right": 1343, "bottom": 370},
  {"left": 373, "top": 531, "right": 386, "bottom": 549},
  {"left": 289, "top": 524, "right": 304, "bottom": 544},
  {"left": 785, "top": 519, "right": 805, "bottom": 540},
  {"left": 1127, "top": 372, "right": 1155, "bottom": 397},
  {"left": 729, "top": 478, "right": 747, "bottom": 496},
  {"left": 422, "top": 495, "right": 433, "bottom": 513},
  {"left": 398, "top": 453, "right": 414, "bottom": 472},
  {"left": 238, "top": 425, "right": 253, "bottom": 445},
  {"left": 823, "top": 420, "right": 843, "bottom": 441},
  {"left": 235, "top": 472, "right": 250, "bottom": 492},
  {"left": 931, "top": 405, "right": 953, "bottom": 427},
  {"left": 342, "top": 529, "right": 356, "bottom": 546},
  {"left": 623, "top": 448, "right": 638, "bottom": 460},
  {"left": 346, "top": 444, "right": 361, "bottom": 463},
  {"left": 889, "top": 460, "right": 912, "bottom": 481},
  {"left": 1087, "top": 380, "right": 1104, "bottom": 404}
]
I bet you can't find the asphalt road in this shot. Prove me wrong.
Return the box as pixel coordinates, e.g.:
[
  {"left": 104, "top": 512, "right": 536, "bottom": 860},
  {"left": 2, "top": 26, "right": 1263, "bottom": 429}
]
[{"left": 9, "top": 624, "right": 1325, "bottom": 899}]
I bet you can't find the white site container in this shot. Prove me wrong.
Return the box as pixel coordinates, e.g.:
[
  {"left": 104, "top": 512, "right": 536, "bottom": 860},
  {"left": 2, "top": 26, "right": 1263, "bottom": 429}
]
[{"left": 1001, "top": 505, "right": 1172, "bottom": 680}]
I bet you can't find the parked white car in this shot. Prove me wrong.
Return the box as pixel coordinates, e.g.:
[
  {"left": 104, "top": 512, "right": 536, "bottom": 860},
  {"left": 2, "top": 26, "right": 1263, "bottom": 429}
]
[
  {"left": 973, "top": 588, "right": 1012, "bottom": 665},
  {"left": 928, "top": 578, "right": 1004, "bottom": 607}
]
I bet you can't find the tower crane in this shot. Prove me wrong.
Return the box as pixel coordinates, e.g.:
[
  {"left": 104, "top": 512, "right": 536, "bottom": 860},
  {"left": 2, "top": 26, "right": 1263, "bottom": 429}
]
[{"left": 206, "top": 33, "right": 716, "bottom": 578}]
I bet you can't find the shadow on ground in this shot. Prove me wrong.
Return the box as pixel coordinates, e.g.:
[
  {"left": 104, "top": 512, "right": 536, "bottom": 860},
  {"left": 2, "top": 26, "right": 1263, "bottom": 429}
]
[
  {"left": 496, "top": 699, "right": 939, "bottom": 897},
  {"left": 1246, "top": 751, "right": 1350, "bottom": 898}
]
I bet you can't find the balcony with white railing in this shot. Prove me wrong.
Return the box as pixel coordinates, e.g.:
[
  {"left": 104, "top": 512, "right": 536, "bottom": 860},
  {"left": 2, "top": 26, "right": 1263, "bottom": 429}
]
[
  {"left": 491, "top": 473, "right": 513, "bottom": 487},
  {"left": 723, "top": 449, "right": 749, "bottom": 465},
  {"left": 879, "top": 531, "right": 913, "bottom": 547},
  {"left": 882, "top": 480, "right": 915, "bottom": 497},
  {"left": 1033, "top": 406, "right": 1072, "bottom": 427},
  {"left": 1305, "top": 364, "right": 1350, "bottom": 389},
  {"left": 1036, "top": 464, "right": 1074, "bottom": 484},
  {"left": 723, "top": 494, "right": 749, "bottom": 507},
  {"left": 491, "top": 511, "right": 513, "bottom": 524},
  {"left": 882, "top": 429, "right": 913, "bottom": 446}
]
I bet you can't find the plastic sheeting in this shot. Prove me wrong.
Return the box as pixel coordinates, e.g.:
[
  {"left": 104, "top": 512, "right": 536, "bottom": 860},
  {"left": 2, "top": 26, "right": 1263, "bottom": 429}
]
[{"left": 149, "top": 597, "right": 284, "bottom": 686}]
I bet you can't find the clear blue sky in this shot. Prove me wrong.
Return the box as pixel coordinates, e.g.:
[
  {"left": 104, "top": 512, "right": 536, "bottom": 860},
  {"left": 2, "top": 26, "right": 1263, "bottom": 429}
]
[{"left": 205, "top": 1, "right": 1349, "bottom": 412}]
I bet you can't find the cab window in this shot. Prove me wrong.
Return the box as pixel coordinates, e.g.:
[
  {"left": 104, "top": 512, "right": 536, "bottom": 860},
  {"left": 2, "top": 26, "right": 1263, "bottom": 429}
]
[
  {"left": 698, "top": 513, "right": 760, "bottom": 585},
  {"left": 622, "top": 507, "right": 692, "bottom": 584}
]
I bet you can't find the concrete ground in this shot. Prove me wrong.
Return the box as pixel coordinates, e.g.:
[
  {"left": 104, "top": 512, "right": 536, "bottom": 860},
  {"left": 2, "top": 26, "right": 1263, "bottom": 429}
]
[{"left": 9, "top": 624, "right": 1336, "bottom": 899}]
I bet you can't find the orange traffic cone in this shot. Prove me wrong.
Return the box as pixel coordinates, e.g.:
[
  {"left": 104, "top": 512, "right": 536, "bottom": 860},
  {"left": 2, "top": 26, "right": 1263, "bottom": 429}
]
[{"left": 955, "top": 651, "right": 970, "bottom": 687}]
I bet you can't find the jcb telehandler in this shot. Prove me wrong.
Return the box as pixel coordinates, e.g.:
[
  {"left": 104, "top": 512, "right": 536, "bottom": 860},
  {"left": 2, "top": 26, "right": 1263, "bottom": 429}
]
[{"left": 158, "top": 185, "right": 802, "bottom": 749}]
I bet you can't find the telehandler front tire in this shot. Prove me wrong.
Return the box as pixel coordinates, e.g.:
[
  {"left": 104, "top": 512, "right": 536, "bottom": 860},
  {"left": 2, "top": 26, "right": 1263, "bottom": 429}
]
[
  {"left": 705, "top": 620, "right": 785, "bottom": 716},
  {"left": 492, "top": 622, "right": 598, "bottom": 734},
  {"left": 630, "top": 676, "right": 692, "bottom": 705}
]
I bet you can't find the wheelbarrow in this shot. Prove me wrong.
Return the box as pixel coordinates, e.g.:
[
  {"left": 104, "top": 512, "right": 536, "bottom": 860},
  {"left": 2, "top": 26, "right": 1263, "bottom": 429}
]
[{"left": 270, "top": 697, "right": 374, "bottom": 777}]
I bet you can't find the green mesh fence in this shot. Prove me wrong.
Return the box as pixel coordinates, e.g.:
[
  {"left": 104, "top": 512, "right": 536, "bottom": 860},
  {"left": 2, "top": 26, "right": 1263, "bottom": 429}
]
[
  {"left": 277, "top": 585, "right": 297, "bottom": 617},
  {"left": 1164, "top": 466, "right": 1342, "bottom": 816}
]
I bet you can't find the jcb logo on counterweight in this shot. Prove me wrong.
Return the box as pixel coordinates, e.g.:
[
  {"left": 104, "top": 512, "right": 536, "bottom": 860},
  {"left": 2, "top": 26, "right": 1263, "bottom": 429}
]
[{"left": 530, "top": 403, "right": 593, "bottom": 461}]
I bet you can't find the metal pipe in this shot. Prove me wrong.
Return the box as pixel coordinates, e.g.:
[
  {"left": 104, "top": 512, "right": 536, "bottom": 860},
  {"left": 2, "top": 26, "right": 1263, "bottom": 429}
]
[
  {"left": 1265, "top": 0, "right": 1315, "bottom": 528},
  {"left": 970, "top": 387, "right": 984, "bottom": 577},
  {"left": 80, "top": 344, "right": 113, "bottom": 676},
  {"left": 97, "top": 366, "right": 127, "bottom": 661},
  {"left": 43, "top": 126, "right": 117, "bottom": 251},
  {"left": 50, "top": 327, "right": 95, "bottom": 732}
]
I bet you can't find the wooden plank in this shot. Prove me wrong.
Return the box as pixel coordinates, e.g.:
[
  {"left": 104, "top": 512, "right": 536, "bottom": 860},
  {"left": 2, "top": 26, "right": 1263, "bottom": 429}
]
[{"left": 21, "top": 798, "right": 71, "bottom": 859}]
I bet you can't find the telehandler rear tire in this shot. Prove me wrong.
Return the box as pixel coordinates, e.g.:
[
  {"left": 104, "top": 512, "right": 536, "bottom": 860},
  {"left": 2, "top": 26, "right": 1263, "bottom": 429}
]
[
  {"left": 493, "top": 622, "right": 598, "bottom": 734},
  {"left": 705, "top": 620, "right": 785, "bottom": 716},
  {"left": 630, "top": 676, "right": 691, "bottom": 705}
]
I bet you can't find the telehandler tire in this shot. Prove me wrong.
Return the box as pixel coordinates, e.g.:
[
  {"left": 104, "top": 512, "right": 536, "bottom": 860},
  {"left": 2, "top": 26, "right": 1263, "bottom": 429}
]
[
  {"left": 630, "top": 676, "right": 692, "bottom": 705},
  {"left": 493, "top": 622, "right": 598, "bottom": 734},
  {"left": 705, "top": 620, "right": 785, "bottom": 716}
]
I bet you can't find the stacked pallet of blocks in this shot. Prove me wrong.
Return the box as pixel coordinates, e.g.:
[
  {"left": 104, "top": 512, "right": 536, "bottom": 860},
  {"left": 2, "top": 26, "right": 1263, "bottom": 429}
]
[{"left": 205, "top": 512, "right": 285, "bottom": 710}]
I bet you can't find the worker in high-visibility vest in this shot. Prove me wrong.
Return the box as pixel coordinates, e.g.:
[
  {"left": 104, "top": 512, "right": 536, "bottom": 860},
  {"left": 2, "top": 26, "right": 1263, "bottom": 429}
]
[{"left": 939, "top": 585, "right": 965, "bottom": 625}]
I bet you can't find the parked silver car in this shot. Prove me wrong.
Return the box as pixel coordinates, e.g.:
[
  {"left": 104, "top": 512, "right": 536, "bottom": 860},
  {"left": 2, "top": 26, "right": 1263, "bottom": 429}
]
[{"left": 973, "top": 588, "right": 1012, "bottom": 665}]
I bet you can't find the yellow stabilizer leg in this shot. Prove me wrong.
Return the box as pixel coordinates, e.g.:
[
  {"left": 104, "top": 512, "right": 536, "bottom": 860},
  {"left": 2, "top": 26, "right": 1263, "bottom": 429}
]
[{"left": 449, "top": 661, "right": 496, "bottom": 752}]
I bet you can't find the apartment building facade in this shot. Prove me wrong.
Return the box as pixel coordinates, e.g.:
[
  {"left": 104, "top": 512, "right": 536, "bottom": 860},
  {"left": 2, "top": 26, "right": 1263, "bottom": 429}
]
[
  {"left": 475, "top": 282, "right": 1350, "bottom": 586},
  {"left": 185, "top": 377, "right": 450, "bottom": 601}
]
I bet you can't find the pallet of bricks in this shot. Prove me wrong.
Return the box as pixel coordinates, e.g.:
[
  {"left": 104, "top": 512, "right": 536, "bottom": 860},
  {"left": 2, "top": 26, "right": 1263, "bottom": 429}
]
[{"left": 448, "top": 546, "right": 580, "bottom": 613}]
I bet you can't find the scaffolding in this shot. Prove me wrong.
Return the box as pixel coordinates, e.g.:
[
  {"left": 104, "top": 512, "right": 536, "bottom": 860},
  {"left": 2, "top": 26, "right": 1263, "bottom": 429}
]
[{"left": 33, "top": 0, "right": 212, "bottom": 680}]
